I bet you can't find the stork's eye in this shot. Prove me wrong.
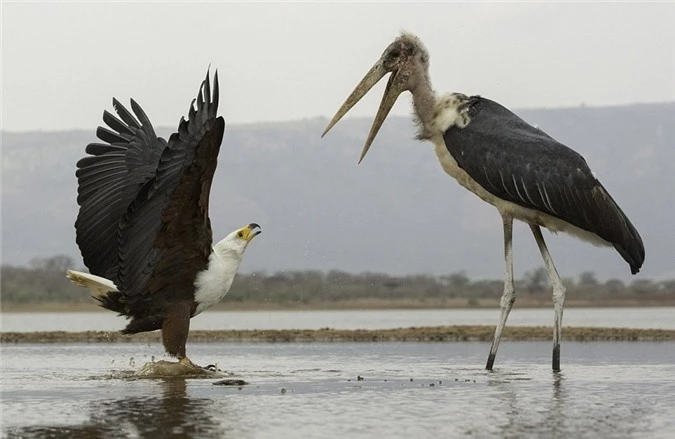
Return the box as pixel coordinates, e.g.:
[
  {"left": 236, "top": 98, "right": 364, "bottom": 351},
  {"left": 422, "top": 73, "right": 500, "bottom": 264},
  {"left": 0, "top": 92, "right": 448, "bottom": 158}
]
[
  {"left": 388, "top": 49, "right": 401, "bottom": 59},
  {"left": 237, "top": 232, "right": 243, "bottom": 238}
]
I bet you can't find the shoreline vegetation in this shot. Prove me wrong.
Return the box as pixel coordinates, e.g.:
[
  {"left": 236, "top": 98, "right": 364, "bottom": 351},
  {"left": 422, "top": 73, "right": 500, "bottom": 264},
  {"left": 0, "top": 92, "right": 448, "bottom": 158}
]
[
  {"left": 2, "top": 326, "right": 675, "bottom": 344},
  {"left": 3, "top": 255, "right": 674, "bottom": 313}
]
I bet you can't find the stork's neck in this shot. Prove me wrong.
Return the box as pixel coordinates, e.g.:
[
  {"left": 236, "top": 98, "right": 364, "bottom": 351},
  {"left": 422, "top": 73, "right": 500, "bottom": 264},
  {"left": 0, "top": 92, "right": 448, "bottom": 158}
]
[{"left": 410, "top": 72, "right": 438, "bottom": 140}]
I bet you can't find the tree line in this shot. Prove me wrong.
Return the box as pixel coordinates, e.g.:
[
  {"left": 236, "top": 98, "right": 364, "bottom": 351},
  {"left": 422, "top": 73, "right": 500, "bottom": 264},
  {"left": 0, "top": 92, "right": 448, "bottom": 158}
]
[{"left": 1, "top": 255, "right": 673, "bottom": 307}]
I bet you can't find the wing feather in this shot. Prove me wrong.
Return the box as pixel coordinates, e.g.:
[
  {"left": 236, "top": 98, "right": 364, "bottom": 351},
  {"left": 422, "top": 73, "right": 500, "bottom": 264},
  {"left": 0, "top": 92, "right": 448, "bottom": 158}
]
[
  {"left": 102, "top": 111, "right": 134, "bottom": 137},
  {"left": 94, "top": 126, "right": 130, "bottom": 145},
  {"left": 112, "top": 98, "right": 142, "bottom": 129},
  {"left": 83, "top": 143, "right": 126, "bottom": 157},
  {"left": 443, "top": 97, "right": 645, "bottom": 274},
  {"left": 74, "top": 97, "right": 166, "bottom": 279}
]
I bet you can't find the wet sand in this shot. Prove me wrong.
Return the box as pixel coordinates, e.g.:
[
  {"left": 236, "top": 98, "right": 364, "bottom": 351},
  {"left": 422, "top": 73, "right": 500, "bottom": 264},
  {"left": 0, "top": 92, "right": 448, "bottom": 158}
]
[{"left": 2, "top": 325, "right": 674, "bottom": 344}]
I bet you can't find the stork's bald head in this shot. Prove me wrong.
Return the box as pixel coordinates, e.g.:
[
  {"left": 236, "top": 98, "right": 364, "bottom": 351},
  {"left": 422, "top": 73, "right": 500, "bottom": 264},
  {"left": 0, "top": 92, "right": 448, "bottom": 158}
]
[{"left": 322, "top": 32, "right": 430, "bottom": 163}]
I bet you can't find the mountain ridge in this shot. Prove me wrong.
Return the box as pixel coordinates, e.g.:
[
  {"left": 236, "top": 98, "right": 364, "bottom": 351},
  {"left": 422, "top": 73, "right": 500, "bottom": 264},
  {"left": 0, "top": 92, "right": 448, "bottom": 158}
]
[{"left": 2, "top": 102, "right": 674, "bottom": 281}]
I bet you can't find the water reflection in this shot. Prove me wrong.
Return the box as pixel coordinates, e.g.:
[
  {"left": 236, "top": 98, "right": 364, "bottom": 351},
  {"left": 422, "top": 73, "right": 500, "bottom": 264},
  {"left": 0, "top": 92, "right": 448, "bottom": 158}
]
[
  {"left": 488, "top": 371, "right": 571, "bottom": 438},
  {"left": 548, "top": 373, "right": 568, "bottom": 437},
  {"left": 487, "top": 369, "right": 657, "bottom": 438},
  {"left": 6, "top": 379, "right": 229, "bottom": 438},
  {"left": 485, "top": 371, "right": 519, "bottom": 437}
]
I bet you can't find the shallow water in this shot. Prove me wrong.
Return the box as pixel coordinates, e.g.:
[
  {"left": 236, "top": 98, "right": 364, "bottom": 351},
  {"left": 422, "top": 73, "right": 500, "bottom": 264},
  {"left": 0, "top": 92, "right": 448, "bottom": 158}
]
[
  {"left": 2, "top": 307, "right": 674, "bottom": 332},
  {"left": 2, "top": 341, "right": 674, "bottom": 438}
]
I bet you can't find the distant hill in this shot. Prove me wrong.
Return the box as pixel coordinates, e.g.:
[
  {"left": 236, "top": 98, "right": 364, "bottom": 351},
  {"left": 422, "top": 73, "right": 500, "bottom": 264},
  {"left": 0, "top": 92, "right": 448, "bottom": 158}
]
[{"left": 2, "top": 102, "right": 674, "bottom": 282}]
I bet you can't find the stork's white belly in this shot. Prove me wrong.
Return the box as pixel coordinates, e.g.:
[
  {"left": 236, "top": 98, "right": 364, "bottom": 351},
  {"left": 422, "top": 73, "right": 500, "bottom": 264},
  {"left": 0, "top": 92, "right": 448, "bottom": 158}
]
[{"left": 431, "top": 136, "right": 609, "bottom": 247}]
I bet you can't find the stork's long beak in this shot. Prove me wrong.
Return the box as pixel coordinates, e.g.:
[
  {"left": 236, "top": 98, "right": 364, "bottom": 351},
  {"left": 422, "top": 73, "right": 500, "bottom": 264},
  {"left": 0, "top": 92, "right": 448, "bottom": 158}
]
[{"left": 322, "top": 59, "right": 408, "bottom": 164}]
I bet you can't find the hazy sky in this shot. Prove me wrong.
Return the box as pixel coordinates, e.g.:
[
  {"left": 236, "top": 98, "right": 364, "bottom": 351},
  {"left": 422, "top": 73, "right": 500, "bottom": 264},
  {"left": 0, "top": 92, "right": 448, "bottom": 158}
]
[{"left": 2, "top": 2, "right": 674, "bottom": 132}]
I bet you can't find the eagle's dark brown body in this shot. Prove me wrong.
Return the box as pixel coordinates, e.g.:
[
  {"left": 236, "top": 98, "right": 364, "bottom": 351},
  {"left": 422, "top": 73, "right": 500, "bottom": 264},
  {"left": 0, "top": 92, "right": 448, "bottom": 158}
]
[{"left": 73, "top": 72, "right": 225, "bottom": 361}]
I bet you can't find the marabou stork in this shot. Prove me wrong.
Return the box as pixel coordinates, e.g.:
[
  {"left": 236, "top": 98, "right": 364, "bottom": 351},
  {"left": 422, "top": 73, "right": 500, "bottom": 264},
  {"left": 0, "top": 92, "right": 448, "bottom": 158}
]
[{"left": 322, "top": 32, "right": 644, "bottom": 371}]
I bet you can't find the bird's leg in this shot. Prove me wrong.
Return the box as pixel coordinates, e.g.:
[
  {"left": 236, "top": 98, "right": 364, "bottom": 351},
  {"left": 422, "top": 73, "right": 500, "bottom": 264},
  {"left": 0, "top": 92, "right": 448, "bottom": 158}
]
[
  {"left": 530, "top": 225, "right": 566, "bottom": 372},
  {"left": 486, "top": 216, "right": 515, "bottom": 370},
  {"left": 162, "top": 300, "right": 200, "bottom": 368}
]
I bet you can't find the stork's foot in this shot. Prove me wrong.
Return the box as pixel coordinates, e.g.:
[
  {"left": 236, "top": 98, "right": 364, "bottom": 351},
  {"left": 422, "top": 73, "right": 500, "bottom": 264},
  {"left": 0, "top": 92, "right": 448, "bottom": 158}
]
[
  {"left": 485, "top": 353, "right": 496, "bottom": 371},
  {"left": 552, "top": 344, "right": 561, "bottom": 372}
]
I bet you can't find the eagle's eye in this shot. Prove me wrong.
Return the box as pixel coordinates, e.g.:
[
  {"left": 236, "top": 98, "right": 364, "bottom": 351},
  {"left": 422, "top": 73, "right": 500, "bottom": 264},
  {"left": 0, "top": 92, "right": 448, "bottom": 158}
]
[{"left": 237, "top": 232, "right": 243, "bottom": 238}]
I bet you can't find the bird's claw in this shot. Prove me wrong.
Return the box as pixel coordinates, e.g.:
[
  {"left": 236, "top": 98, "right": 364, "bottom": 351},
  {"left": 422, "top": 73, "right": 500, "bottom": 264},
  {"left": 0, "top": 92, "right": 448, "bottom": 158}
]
[{"left": 178, "top": 357, "right": 200, "bottom": 369}]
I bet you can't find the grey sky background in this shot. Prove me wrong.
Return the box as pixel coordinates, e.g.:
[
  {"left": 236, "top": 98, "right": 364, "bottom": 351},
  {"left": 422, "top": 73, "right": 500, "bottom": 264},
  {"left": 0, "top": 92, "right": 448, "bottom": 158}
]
[{"left": 2, "top": 2, "right": 674, "bottom": 132}]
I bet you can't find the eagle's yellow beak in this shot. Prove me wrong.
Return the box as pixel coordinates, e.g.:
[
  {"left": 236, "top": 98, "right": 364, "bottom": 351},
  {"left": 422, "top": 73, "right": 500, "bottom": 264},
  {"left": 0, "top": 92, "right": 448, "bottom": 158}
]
[{"left": 238, "top": 223, "right": 262, "bottom": 242}]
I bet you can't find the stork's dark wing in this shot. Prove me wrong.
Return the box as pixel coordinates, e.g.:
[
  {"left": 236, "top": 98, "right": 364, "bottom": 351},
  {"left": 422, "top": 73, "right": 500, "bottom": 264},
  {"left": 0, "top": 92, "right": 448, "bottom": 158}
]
[
  {"left": 75, "top": 99, "right": 166, "bottom": 279},
  {"left": 443, "top": 97, "right": 644, "bottom": 274},
  {"left": 115, "top": 71, "right": 224, "bottom": 307}
]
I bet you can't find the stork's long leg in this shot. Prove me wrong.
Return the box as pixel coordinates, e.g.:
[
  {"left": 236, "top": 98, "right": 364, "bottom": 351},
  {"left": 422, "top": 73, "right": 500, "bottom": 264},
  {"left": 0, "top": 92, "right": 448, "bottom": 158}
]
[
  {"left": 486, "top": 215, "right": 515, "bottom": 370},
  {"left": 530, "top": 225, "right": 566, "bottom": 371}
]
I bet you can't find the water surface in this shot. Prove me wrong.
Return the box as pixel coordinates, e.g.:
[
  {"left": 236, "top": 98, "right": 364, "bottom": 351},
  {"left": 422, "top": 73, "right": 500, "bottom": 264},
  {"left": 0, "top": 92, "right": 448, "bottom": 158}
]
[
  {"left": 2, "top": 307, "right": 673, "bottom": 332},
  {"left": 2, "top": 341, "right": 674, "bottom": 438}
]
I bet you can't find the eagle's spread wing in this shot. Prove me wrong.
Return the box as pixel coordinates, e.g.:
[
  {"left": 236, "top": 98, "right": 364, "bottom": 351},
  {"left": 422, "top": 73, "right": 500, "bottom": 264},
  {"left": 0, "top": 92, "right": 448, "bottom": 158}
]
[
  {"left": 75, "top": 98, "right": 166, "bottom": 280},
  {"left": 115, "top": 71, "right": 225, "bottom": 310},
  {"left": 443, "top": 97, "right": 644, "bottom": 274}
]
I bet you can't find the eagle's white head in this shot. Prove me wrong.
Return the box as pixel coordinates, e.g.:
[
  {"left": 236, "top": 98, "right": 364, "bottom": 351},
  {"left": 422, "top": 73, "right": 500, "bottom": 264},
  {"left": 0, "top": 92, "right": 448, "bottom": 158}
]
[
  {"left": 213, "top": 223, "right": 262, "bottom": 260},
  {"left": 194, "top": 223, "right": 261, "bottom": 315}
]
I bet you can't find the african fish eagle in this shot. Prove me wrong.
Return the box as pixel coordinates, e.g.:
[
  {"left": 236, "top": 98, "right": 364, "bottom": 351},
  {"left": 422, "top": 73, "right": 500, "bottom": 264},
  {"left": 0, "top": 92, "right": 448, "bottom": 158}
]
[{"left": 67, "top": 70, "right": 261, "bottom": 369}]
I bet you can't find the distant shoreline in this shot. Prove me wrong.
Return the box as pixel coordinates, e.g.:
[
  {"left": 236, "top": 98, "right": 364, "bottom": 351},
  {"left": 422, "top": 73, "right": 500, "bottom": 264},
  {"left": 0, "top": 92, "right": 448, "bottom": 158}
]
[
  {"left": 2, "top": 326, "right": 675, "bottom": 344},
  {"left": 3, "top": 297, "right": 675, "bottom": 313}
]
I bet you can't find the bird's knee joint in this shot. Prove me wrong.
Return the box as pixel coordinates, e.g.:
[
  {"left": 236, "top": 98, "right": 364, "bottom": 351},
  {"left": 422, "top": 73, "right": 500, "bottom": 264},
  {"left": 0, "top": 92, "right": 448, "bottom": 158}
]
[{"left": 500, "top": 290, "right": 516, "bottom": 307}]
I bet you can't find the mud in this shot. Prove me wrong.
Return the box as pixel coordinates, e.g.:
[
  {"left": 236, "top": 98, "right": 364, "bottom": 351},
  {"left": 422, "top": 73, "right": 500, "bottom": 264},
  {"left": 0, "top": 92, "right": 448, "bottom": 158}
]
[{"left": 2, "top": 325, "right": 674, "bottom": 344}]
